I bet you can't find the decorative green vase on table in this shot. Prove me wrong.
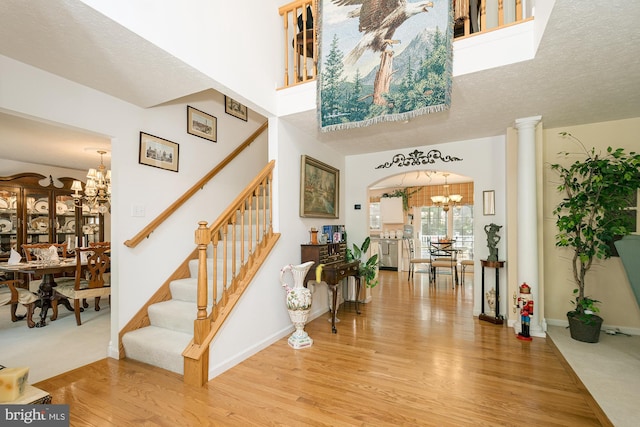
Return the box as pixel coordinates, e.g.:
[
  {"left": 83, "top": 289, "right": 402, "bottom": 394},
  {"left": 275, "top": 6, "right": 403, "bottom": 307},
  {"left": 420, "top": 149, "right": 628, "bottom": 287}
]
[
  {"left": 280, "top": 261, "right": 315, "bottom": 349},
  {"left": 551, "top": 132, "right": 640, "bottom": 343}
]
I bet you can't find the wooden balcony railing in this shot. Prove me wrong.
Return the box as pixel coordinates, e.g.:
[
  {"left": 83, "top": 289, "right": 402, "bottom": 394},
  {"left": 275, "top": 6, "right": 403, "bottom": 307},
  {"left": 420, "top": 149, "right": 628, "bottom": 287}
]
[
  {"left": 278, "top": 0, "right": 317, "bottom": 89},
  {"left": 454, "top": 0, "right": 526, "bottom": 38},
  {"left": 278, "top": 0, "right": 530, "bottom": 90}
]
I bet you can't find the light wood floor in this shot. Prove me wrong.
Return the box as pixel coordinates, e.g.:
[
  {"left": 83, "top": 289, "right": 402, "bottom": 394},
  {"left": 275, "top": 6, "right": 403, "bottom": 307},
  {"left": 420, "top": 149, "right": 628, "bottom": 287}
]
[{"left": 35, "top": 271, "right": 611, "bottom": 426}]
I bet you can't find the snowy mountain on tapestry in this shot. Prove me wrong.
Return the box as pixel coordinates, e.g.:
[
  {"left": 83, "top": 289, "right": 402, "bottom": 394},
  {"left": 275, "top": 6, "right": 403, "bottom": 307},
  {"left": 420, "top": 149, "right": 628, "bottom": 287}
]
[{"left": 318, "top": 0, "right": 453, "bottom": 132}]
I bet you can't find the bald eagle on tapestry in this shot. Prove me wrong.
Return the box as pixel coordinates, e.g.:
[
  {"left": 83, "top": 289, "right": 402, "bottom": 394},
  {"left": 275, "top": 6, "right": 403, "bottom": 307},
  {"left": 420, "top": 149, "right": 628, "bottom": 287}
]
[{"left": 318, "top": 0, "right": 453, "bottom": 131}]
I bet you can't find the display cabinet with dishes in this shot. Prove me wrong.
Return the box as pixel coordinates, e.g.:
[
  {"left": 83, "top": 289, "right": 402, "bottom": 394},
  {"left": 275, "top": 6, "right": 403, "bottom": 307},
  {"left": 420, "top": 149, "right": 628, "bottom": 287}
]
[{"left": 0, "top": 173, "right": 105, "bottom": 260}]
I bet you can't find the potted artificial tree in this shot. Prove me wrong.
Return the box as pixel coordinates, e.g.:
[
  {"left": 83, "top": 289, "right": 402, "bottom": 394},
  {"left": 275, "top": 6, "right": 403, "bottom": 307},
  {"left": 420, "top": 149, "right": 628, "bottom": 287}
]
[{"left": 551, "top": 132, "right": 640, "bottom": 343}]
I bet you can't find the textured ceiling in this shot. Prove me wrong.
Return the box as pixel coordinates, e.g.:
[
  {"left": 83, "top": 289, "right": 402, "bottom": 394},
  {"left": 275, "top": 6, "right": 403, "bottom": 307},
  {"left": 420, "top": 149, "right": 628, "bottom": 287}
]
[{"left": 0, "top": 0, "right": 639, "bottom": 183}]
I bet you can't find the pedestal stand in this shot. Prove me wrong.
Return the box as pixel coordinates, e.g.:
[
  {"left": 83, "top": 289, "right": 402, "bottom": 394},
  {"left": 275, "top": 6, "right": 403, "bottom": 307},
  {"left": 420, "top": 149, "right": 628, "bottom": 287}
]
[{"left": 479, "top": 259, "right": 505, "bottom": 324}]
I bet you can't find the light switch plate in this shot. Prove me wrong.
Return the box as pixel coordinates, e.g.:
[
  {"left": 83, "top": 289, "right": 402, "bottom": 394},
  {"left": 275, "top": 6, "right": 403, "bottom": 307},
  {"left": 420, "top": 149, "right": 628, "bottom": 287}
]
[{"left": 131, "top": 204, "right": 145, "bottom": 217}]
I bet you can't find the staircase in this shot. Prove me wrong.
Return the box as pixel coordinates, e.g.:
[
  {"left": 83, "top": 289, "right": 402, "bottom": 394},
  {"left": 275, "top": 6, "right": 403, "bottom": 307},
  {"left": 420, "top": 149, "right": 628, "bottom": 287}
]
[{"left": 121, "top": 160, "right": 279, "bottom": 383}]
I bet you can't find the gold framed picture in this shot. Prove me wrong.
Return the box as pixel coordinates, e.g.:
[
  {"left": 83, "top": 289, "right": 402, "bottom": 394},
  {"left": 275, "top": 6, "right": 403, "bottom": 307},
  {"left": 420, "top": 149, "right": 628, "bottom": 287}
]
[
  {"left": 139, "top": 132, "right": 179, "bottom": 172},
  {"left": 187, "top": 106, "right": 217, "bottom": 142},
  {"left": 300, "top": 155, "right": 339, "bottom": 218},
  {"left": 224, "top": 96, "right": 248, "bottom": 121}
]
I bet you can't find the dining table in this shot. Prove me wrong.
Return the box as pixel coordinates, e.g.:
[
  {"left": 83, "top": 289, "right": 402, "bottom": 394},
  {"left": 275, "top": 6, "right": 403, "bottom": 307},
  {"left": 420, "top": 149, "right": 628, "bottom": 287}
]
[{"left": 0, "top": 259, "right": 80, "bottom": 327}]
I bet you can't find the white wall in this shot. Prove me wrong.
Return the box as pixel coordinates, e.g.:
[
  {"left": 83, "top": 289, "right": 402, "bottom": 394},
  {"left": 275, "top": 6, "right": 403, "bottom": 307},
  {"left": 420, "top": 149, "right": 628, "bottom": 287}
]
[
  {"left": 345, "top": 136, "right": 507, "bottom": 317},
  {"left": 81, "top": 0, "right": 283, "bottom": 117}
]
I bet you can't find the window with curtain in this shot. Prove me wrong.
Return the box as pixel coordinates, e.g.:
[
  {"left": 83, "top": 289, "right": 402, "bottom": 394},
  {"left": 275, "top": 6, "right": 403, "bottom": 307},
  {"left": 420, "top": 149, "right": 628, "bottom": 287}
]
[
  {"left": 420, "top": 204, "right": 474, "bottom": 258},
  {"left": 420, "top": 206, "right": 447, "bottom": 244},
  {"left": 453, "top": 204, "right": 474, "bottom": 259}
]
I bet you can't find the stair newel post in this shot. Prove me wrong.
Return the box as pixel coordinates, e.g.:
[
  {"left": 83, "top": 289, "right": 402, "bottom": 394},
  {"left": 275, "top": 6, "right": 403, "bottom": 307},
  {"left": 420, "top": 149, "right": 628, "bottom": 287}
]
[{"left": 194, "top": 221, "right": 210, "bottom": 345}]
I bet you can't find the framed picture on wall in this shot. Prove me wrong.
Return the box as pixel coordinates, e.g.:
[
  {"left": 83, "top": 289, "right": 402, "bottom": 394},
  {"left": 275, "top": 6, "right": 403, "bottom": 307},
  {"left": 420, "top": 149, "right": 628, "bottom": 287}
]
[
  {"left": 224, "top": 96, "right": 248, "bottom": 121},
  {"left": 300, "top": 155, "right": 339, "bottom": 218},
  {"left": 483, "top": 190, "right": 495, "bottom": 215},
  {"left": 139, "top": 132, "right": 179, "bottom": 172},
  {"left": 187, "top": 106, "right": 217, "bottom": 142}
]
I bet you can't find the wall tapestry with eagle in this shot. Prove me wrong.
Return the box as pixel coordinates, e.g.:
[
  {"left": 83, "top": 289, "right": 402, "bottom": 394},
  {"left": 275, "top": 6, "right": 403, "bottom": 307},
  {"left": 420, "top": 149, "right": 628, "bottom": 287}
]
[{"left": 318, "top": 0, "right": 453, "bottom": 131}]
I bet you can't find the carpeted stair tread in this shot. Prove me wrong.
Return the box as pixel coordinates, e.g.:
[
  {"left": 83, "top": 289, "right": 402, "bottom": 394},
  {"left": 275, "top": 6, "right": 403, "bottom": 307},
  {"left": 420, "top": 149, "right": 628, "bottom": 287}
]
[
  {"left": 122, "top": 326, "right": 192, "bottom": 375},
  {"left": 188, "top": 257, "right": 245, "bottom": 278},
  {"left": 147, "top": 299, "right": 197, "bottom": 334}
]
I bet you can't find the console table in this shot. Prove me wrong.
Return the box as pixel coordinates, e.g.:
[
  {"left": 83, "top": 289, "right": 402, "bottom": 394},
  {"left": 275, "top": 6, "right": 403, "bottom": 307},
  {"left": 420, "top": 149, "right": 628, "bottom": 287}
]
[
  {"left": 301, "top": 243, "right": 361, "bottom": 333},
  {"left": 479, "top": 259, "right": 505, "bottom": 324},
  {"left": 321, "top": 261, "right": 360, "bottom": 333}
]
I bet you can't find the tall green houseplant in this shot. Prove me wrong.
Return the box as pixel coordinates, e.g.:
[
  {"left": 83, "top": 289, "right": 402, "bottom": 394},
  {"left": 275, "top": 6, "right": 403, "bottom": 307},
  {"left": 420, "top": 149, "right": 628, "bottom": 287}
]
[
  {"left": 551, "top": 132, "right": 640, "bottom": 341},
  {"left": 346, "top": 237, "right": 379, "bottom": 288}
]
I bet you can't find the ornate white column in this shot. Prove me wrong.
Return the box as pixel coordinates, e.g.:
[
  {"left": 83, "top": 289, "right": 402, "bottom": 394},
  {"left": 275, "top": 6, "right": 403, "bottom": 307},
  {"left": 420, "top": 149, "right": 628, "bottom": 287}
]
[{"left": 514, "top": 116, "right": 544, "bottom": 337}]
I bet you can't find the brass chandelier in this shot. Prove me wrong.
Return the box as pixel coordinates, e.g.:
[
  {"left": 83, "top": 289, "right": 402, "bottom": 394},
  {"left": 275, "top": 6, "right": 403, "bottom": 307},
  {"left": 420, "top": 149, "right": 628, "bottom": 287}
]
[
  {"left": 71, "top": 150, "right": 111, "bottom": 214},
  {"left": 430, "top": 173, "right": 462, "bottom": 212}
]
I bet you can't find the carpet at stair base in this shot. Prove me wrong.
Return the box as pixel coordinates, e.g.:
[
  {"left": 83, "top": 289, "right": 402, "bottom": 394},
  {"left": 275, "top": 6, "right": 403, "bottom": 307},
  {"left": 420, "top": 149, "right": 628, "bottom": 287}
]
[{"left": 122, "top": 325, "right": 192, "bottom": 374}]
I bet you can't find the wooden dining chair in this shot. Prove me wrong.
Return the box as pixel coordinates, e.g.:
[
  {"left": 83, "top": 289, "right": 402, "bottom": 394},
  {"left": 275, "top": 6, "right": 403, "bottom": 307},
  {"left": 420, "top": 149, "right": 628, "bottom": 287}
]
[
  {"left": 88, "top": 241, "right": 110, "bottom": 249},
  {"left": 0, "top": 279, "right": 38, "bottom": 328},
  {"left": 22, "top": 242, "right": 68, "bottom": 261},
  {"left": 52, "top": 246, "right": 111, "bottom": 326}
]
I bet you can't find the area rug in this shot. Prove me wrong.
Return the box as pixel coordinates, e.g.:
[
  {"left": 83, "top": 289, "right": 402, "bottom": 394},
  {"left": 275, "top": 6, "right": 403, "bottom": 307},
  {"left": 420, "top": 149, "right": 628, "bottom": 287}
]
[
  {"left": 0, "top": 304, "right": 110, "bottom": 383},
  {"left": 318, "top": 0, "right": 453, "bottom": 131}
]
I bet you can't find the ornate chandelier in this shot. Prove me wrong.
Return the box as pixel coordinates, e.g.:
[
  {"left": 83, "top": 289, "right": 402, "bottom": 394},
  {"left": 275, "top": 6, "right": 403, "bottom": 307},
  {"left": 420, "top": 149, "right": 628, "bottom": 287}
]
[
  {"left": 71, "top": 150, "right": 111, "bottom": 214},
  {"left": 430, "top": 173, "right": 462, "bottom": 212}
]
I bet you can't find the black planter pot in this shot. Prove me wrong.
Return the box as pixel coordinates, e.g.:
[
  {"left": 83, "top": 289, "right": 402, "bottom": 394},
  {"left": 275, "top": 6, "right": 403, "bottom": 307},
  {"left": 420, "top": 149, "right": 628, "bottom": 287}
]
[{"left": 567, "top": 313, "right": 603, "bottom": 343}]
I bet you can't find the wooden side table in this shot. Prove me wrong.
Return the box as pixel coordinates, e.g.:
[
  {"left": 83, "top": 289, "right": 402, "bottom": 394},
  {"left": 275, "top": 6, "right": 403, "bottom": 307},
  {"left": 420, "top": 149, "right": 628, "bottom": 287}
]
[{"left": 479, "top": 259, "right": 505, "bottom": 324}]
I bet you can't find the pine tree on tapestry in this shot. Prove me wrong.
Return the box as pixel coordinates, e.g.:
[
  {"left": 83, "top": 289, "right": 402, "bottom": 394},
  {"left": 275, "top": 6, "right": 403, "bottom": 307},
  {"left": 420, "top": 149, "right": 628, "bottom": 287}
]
[
  {"left": 416, "top": 29, "right": 449, "bottom": 106},
  {"left": 385, "top": 56, "right": 418, "bottom": 114},
  {"left": 345, "top": 69, "right": 368, "bottom": 123},
  {"left": 320, "top": 34, "right": 347, "bottom": 126}
]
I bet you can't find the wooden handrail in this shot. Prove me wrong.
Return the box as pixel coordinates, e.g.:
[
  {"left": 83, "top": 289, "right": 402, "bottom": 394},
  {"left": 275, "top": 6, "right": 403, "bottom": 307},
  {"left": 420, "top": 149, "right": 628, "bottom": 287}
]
[{"left": 124, "top": 121, "right": 268, "bottom": 248}]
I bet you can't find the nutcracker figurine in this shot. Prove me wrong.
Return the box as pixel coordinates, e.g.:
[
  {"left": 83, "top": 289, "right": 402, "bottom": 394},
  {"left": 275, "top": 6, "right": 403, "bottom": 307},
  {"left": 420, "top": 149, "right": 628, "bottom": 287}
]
[{"left": 516, "top": 283, "right": 533, "bottom": 341}]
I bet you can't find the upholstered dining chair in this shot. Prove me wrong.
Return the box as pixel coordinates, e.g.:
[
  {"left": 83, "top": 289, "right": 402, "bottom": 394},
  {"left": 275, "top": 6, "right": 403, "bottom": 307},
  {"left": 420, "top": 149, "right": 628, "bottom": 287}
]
[
  {"left": 52, "top": 246, "right": 111, "bottom": 326},
  {"left": 405, "top": 238, "right": 431, "bottom": 281},
  {"left": 460, "top": 254, "right": 474, "bottom": 285},
  {"left": 429, "top": 240, "right": 459, "bottom": 287},
  {"left": 0, "top": 279, "right": 37, "bottom": 328}
]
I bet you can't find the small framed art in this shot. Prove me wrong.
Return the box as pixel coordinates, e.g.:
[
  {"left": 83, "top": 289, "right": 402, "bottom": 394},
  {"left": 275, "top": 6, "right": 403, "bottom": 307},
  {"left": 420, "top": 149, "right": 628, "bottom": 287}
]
[
  {"left": 139, "top": 132, "right": 179, "bottom": 172},
  {"left": 187, "top": 106, "right": 217, "bottom": 142},
  {"left": 224, "top": 96, "right": 248, "bottom": 121},
  {"left": 483, "top": 190, "right": 496, "bottom": 215},
  {"left": 300, "top": 155, "right": 339, "bottom": 218}
]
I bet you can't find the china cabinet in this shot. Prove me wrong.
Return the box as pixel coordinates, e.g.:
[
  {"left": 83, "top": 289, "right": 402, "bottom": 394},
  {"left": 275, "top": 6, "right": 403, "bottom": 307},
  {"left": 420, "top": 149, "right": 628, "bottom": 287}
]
[{"left": 0, "top": 173, "right": 104, "bottom": 261}]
